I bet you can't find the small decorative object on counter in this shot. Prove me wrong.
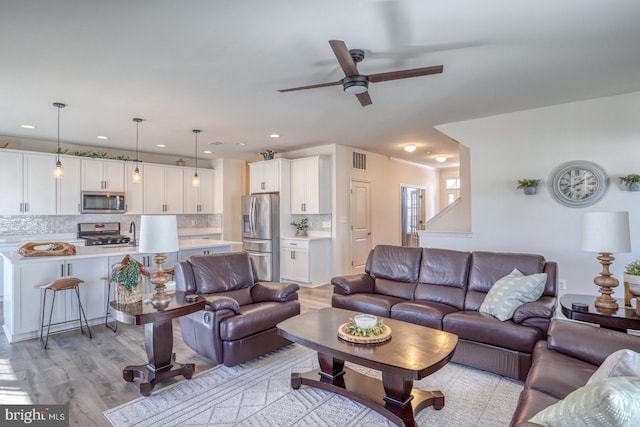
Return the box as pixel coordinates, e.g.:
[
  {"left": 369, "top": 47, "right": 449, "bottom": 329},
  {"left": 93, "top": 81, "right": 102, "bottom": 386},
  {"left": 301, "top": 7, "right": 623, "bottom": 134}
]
[
  {"left": 291, "top": 217, "right": 309, "bottom": 236},
  {"left": 517, "top": 178, "right": 541, "bottom": 195},
  {"left": 619, "top": 174, "right": 640, "bottom": 191},
  {"left": 110, "top": 254, "right": 150, "bottom": 305},
  {"left": 176, "top": 158, "right": 186, "bottom": 166},
  {"left": 260, "top": 149, "right": 276, "bottom": 160},
  {"left": 18, "top": 242, "right": 76, "bottom": 257}
]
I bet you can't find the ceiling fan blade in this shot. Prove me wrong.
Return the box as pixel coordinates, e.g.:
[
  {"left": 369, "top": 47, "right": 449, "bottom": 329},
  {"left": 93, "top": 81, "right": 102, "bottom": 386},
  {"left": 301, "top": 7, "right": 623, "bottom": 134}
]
[
  {"left": 329, "top": 40, "right": 359, "bottom": 76},
  {"left": 356, "top": 92, "right": 372, "bottom": 107},
  {"left": 368, "top": 65, "right": 443, "bottom": 83},
  {"left": 278, "top": 81, "right": 342, "bottom": 92}
]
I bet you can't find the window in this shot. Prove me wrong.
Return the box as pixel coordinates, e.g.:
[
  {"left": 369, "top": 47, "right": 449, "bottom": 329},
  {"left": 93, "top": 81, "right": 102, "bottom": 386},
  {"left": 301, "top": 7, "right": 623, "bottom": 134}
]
[{"left": 446, "top": 178, "right": 460, "bottom": 190}]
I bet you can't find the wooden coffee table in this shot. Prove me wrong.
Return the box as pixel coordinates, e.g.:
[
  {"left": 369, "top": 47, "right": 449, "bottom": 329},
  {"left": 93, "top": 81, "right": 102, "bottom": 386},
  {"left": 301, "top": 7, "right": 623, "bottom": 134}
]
[{"left": 277, "top": 307, "right": 458, "bottom": 427}]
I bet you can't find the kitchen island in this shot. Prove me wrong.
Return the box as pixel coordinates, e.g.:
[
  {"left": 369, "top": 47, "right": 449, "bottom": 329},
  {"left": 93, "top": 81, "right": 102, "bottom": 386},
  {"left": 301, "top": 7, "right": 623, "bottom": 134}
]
[{"left": 1, "top": 239, "right": 241, "bottom": 343}]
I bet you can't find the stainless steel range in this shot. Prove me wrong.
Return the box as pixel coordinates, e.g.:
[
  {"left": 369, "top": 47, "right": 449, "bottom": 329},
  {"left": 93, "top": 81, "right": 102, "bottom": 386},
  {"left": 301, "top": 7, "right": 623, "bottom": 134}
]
[{"left": 78, "top": 222, "right": 131, "bottom": 246}]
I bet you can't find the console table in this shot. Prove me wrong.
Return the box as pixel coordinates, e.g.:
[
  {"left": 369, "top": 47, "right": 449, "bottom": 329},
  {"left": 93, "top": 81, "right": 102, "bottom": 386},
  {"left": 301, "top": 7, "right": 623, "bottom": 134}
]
[
  {"left": 559, "top": 293, "right": 640, "bottom": 332},
  {"left": 110, "top": 291, "right": 205, "bottom": 396}
]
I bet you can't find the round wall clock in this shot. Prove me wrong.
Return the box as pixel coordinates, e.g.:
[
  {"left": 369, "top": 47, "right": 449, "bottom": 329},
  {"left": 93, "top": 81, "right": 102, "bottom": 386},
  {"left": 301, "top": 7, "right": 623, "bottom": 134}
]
[{"left": 549, "top": 161, "right": 609, "bottom": 207}]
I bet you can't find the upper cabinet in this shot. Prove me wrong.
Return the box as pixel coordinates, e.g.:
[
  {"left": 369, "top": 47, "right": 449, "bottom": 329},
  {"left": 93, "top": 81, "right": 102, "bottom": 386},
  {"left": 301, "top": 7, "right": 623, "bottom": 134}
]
[
  {"left": 124, "top": 163, "right": 144, "bottom": 214},
  {"left": 249, "top": 158, "right": 290, "bottom": 194},
  {"left": 0, "top": 151, "right": 57, "bottom": 215},
  {"left": 290, "top": 156, "right": 330, "bottom": 214},
  {"left": 183, "top": 167, "right": 214, "bottom": 214},
  {"left": 56, "top": 155, "right": 81, "bottom": 215},
  {"left": 81, "top": 158, "right": 124, "bottom": 192},
  {"left": 143, "top": 164, "right": 184, "bottom": 214}
]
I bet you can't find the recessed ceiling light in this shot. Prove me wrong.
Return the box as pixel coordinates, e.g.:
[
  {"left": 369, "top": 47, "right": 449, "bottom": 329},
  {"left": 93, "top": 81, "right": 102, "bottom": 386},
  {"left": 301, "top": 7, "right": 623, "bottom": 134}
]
[
  {"left": 203, "top": 150, "right": 212, "bottom": 154},
  {"left": 269, "top": 134, "right": 280, "bottom": 138},
  {"left": 435, "top": 156, "right": 447, "bottom": 163},
  {"left": 20, "top": 124, "right": 36, "bottom": 129},
  {"left": 156, "top": 144, "right": 166, "bottom": 148},
  {"left": 403, "top": 144, "right": 417, "bottom": 153},
  {"left": 237, "top": 142, "right": 246, "bottom": 146},
  {"left": 97, "top": 135, "right": 108, "bottom": 140}
]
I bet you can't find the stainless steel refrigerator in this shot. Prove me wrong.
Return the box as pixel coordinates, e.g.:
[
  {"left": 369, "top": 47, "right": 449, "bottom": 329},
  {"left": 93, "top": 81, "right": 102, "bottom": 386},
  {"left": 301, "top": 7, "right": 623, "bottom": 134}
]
[{"left": 242, "top": 193, "right": 280, "bottom": 281}]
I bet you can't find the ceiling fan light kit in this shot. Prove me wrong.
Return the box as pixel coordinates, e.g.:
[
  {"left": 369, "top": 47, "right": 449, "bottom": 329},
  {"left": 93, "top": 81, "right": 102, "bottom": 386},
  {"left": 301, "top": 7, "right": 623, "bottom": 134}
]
[{"left": 343, "top": 75, "right": 369, "bottom": 94}]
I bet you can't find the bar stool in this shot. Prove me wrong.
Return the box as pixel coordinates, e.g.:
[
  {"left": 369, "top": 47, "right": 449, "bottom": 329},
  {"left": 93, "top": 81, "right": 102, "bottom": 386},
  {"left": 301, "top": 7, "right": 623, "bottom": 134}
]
[
  {"left": 103, "top": 274, "right": 118, "bottom": 332},
  {"left": 38, "top": 278, "right": 92, "bottom": 349}
]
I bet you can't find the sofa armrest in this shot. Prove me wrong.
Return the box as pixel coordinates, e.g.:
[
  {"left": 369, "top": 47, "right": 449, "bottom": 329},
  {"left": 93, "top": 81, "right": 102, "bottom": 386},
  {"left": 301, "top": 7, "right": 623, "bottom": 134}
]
[
  {"left": 331, "top": 274, "right": 374, "bottom": 295},
  {"left": 203, "top": 295, "right": 241, "bottom": 314},
  {"left": 547, "top": 319, "right": 640, "bottom": 366},
  {"left": 251, "top": 282, "right": 299, "bottom": 303},
  {"left": 512, "top": 296, "right": 557, "bottom": 323}
]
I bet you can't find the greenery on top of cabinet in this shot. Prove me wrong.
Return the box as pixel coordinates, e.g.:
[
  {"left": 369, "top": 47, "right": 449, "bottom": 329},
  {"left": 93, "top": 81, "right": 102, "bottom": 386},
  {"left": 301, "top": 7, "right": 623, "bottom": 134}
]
[{"left": 57, "top": 148, "right": 137, "bottom": 162}]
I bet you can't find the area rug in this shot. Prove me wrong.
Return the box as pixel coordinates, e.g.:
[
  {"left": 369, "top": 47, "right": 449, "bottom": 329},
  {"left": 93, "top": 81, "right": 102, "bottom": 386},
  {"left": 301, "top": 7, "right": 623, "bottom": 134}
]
[{"left": 104, "top": 344, "right": 523, "bottom": 426}]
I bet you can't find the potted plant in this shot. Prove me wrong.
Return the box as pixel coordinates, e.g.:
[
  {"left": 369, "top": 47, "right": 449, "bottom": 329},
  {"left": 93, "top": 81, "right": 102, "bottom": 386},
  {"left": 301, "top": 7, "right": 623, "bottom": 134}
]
[
  {"left": 291, "top": 217, "right": 309, "bottom": 237},
  {"left": 260, "top": 149, "right": 276, "bottom": 160},
  {"left": 624, "top": 260, "right": 640, "bottom": 312},
  {"left": 110, "top": 254, "right": 150, "bottom": 304},
  {"left": 619, "top": 174, "right": 640, "bottom": 191},
  {"left": 517, "top": 179, "right": 541, "bottom": 195}
]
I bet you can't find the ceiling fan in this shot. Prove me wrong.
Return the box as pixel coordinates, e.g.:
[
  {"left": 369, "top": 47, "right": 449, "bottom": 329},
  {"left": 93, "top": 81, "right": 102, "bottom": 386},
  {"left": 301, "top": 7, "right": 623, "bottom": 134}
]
[{"left": 278, "top": 40, "right": 444, "bottom": 106}]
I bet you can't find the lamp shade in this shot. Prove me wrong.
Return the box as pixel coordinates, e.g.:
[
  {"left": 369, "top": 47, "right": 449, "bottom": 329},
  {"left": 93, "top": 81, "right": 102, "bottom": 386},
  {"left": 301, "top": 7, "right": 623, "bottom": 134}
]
[
  {"left": 139, "top": 215, "right": 179, "bottom": 253},
  {"left": 581, "top": 211, "right": 631, "bottom": 253}
]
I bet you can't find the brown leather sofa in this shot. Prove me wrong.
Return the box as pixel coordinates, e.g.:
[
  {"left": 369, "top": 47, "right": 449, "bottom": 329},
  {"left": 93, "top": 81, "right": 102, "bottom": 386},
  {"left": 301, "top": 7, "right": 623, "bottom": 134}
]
[
  {"left": 331, "top": 245, "right": 558, "bottom": 380},
  {"left": 174, "top": 252, "right": 300, "bottom": 367},
  {"left": 510, "top": 319, "right": 640, "bottom": 426}
]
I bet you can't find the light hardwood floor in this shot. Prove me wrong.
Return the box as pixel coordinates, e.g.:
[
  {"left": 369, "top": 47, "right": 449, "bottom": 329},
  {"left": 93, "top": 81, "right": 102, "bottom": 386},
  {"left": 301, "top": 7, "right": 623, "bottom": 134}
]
[{"left": 0, "top": 285, "right": 333, "bottom": 427}]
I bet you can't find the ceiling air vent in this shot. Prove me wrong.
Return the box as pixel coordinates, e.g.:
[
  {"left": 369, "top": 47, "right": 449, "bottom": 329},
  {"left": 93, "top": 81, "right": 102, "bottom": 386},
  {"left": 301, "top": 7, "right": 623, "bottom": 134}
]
[{"left": 352, "top": 152, "right": 367, "bottom": 170}]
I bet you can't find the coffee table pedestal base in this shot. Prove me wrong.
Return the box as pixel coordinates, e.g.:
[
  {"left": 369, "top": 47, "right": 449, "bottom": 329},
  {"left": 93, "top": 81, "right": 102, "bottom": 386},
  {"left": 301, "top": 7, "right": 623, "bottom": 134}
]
[{"left": 292, "top": 365, "right": 444, "bottom": 427}]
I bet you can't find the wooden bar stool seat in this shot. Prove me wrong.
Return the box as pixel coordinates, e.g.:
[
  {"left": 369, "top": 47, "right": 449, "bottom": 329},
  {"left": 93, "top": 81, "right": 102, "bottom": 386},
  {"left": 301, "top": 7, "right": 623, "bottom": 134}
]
[{"left": 38, "top": 277, "right": 92, "bottom": 349}]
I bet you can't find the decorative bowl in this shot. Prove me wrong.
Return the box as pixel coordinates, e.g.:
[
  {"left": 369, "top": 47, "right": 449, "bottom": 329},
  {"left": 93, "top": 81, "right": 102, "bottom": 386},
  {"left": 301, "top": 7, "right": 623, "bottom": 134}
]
[{"left": 354, "top": 314, "right": 377, "bottom": 329}]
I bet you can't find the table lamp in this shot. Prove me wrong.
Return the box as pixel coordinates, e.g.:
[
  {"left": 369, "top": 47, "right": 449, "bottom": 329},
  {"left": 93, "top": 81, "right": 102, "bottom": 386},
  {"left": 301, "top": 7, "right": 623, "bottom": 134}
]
[
  {"left": 139, "top": 215, "right": 179, "bottom": 306},
  {"left": 581, "top": 211, "right": 631, "bottom": 310}
]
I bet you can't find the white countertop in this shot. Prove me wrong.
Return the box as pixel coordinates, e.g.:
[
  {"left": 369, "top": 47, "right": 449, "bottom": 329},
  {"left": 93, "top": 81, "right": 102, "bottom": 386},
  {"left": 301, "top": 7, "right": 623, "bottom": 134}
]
[
  {"left": 281, "top": 232, "right": 332, "bottom": 241},
  {"left": 0, "top": 239, "right": 242, "bottom": 264}
]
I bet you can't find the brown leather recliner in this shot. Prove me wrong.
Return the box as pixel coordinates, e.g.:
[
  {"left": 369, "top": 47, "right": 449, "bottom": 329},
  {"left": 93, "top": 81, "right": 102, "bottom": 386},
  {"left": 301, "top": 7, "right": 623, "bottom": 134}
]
[{"left": 174, "top": 252, "right": 300, "bottom": 367}]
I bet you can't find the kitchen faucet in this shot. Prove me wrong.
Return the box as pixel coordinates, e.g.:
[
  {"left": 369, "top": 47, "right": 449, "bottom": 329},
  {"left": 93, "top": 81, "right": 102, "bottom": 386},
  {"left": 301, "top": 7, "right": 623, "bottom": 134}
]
[{"left": 129, "top": 221, "right": 136, "bottom": 246}]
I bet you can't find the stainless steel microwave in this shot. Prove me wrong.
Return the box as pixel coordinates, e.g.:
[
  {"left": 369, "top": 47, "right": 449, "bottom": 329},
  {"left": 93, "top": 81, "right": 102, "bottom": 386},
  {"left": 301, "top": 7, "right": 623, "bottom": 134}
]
[{"left": 81, "top": 191, "right": 126, "bottom": 214}]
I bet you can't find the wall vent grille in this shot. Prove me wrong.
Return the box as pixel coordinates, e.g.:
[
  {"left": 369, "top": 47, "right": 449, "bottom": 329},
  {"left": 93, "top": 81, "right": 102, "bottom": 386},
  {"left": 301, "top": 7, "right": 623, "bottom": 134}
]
[{"left": 352, "top": 152, "right": 367, "bottom": 170}]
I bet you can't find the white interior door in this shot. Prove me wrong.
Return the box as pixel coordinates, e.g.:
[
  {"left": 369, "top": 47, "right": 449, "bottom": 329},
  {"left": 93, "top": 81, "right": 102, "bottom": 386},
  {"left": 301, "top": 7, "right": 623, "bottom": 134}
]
[{"left": 350, "top": 179, "right": 371, "bottom": 274}]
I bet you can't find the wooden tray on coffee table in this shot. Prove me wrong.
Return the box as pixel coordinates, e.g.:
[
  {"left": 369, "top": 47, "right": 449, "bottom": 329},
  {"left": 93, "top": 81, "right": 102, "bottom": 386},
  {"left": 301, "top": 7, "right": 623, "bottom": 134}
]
[{"left": 337, "top": 323, "right": 392, "bottom": 344}]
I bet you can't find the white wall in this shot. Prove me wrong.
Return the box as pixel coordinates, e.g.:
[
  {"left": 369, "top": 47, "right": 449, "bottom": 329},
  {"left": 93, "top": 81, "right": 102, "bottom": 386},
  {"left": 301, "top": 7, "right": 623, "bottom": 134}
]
[
  {"left": 213, "top": 158, "right": 245, "bottom": 243},
  {"left": 423, "top": 91, "right": 640, "bottom": 297}
]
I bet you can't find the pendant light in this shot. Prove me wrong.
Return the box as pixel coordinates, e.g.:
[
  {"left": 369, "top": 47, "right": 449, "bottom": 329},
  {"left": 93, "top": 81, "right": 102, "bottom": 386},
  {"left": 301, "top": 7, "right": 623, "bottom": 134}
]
[
  {"left": 53, "top": 102, "right": 66, "bottom": 178},
  {"left": 192, "top": 129, "right": 201, "bottom": 187},
  {"left": 132, "top": 118, "right": 143, "bottom": 183}
]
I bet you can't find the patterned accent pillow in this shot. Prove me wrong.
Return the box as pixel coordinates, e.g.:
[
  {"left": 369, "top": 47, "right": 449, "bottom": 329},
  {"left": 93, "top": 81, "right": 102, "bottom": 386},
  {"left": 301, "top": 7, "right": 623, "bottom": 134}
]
[
  {"left": 529, "top": 376, "right": 640, "bottom": 426},
  {"left": 587, "top": 349, "right": 640, "bottom": 385},
  {"left": 479, "top": 268, "right": 547, "bottom": 321}
]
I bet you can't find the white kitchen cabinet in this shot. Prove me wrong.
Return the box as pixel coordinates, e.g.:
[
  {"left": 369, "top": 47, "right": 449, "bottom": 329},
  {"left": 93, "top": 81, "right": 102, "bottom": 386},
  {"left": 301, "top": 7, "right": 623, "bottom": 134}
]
[
  {"left": 56, "top": 155, "right": 81, "bottom": 215},
  {"left": 81, "top": 158, "right": 124, "bottom": 191},
  {"left": 0, "top": 150, "right": 57, "bottom": 215},
  {"left": 5, "top": 257, "right": 108, "bottom": 342},
  {"left": 280, "top": 237, "right": 330, "bottom": 286},
  {"left": 183, "top": 167, "right": 214, "bottom": 213},
  {"left": 290, "top": 156, "right": 330, "bottom": 214},
  {"left": 143, "top": 164, "right": 184, "bottom": 214},
  {"left": 178, "top": 245, "right": 230, "bottom": 260},
  {"left": 124, "top": 162, "right": 144, "bottom": 214},
  {"left": 249, "top": 158, "right": 290, "bottom": 194}
]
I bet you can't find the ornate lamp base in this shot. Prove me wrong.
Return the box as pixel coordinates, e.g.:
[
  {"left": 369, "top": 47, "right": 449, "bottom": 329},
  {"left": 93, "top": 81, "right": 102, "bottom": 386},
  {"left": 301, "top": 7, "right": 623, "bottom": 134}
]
[
  {"left": 150, "top": 253, "right": 172, "bottom": 306},
  {"left": 593, "top": 252, "right": 619, "bottom": 311}
]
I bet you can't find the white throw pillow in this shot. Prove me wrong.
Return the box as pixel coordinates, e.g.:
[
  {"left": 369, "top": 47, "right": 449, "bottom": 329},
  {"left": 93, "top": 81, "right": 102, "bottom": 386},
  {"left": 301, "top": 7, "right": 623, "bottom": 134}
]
[
  {"left": 587, "top": 349, "right": 640, "bottom": 385},
  {"left": 479, "top": 268, "right": 547, "bottom": 321},
  {"left": 529, "top": 376, "right": 640, "bottom": 427}
]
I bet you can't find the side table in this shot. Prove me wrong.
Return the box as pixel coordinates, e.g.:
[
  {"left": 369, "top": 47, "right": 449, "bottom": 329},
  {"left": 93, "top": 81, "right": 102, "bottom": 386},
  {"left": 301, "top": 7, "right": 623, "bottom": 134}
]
[
  {"left": 559, "top": 293, "right": 640, "bottom": 333},
  {"left": 109, "top": 291, "right": 205, "bottom": 396}
]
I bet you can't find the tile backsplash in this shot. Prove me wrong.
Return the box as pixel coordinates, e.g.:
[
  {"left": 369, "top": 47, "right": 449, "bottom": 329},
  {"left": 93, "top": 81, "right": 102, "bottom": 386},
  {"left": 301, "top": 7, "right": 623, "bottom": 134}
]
[{"left": 0, "top": 214, "right": 222, "bottom": 237}]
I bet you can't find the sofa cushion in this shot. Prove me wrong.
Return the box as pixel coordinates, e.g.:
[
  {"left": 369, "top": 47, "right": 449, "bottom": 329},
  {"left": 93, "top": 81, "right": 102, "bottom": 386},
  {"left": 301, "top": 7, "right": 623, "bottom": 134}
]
[
  {"left": 510, "top": 388, "right": 560, "bottom": 427},
  {"left": 479, "top": 268, "right": 547, "bottom": 321},
  {"left": 219, "top": 301, "right": 299, "bottom": 341},
  {"left": 391, "top": 301, "right": 459, "bottom": 329},
  {"left": 466, "top": 252, "right": 546, "bottom": 311},
  {"left": 190, "top": 252, "right": 256, "bottom": 294},
  {"left": 332, "top": 293, "right": 405, "bottom": 318},
  {"left": 369, "top": 245, "right": 422, "bottom": 283},
  {"left": 525, "top": 340, "right": 596, "bottom": 400},
  {"left": 414, "top": 248, "right": 470, "bottom": 310},
  {"left": 528, "top": 376, "right": 640, "bottom": 427},
  {"left": 443, "top": 311, "right": 541, "bottom": 353},
  {"left": 587, "top": 349, "right": 640, "bottom": 385}
]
